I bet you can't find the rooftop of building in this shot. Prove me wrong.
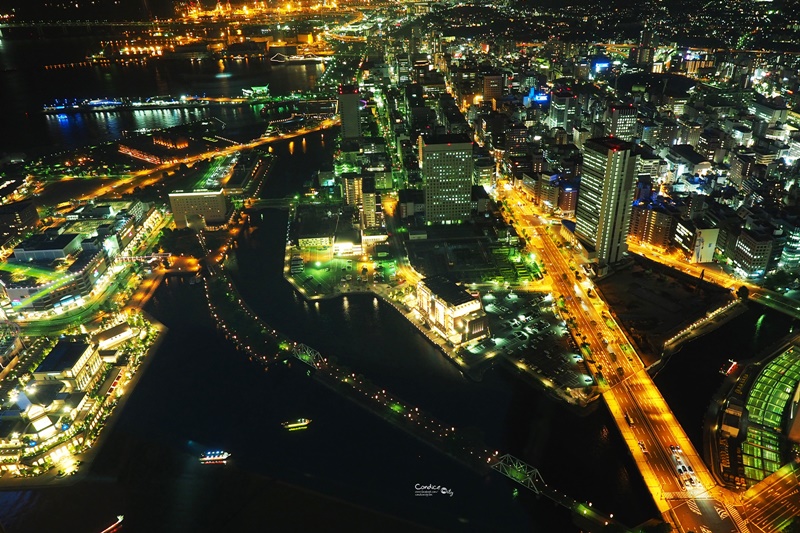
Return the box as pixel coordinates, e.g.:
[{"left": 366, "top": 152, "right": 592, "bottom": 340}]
[
  {"left": 94, "top": 323, "right": 132, "bottom": 344},
  {"left": 169, "top": 188, "right": 224, "bottom": 196},
  {"left": 0, "top": 200, "right": 35, "bottom": 215},
  {"left": 35, "top": 340, "right": 91, "bottom": 374},
  {"left": 420, "top": 133, "right": 472, "bottom": 146},
  {"left": 585, "top": 137, "right": 634, "bottom": 153},
  {"left": 471, "top": 185, "right": 490, "bottom": 201},
  {"left": 421, "top": 275, "right": 477, "bottom": 307},
  {"left": 669, "top": 144, "right": 709, "bottom": 165},
  {"left": 15, "top": 232, "right": 81, "bottom": 252},
  {"left": 398, "top": 189, "right": 425, "bottom": 202}
]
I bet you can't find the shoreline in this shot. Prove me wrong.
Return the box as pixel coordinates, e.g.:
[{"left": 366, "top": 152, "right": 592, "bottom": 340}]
[
  {"left": 282, "top": 257, "right": 597, "bottom": 413},
  {"left": 649, "top": 299, "right": 748, "bottom": 377},
  {"left": 0, "top": 312, "right": 168, "bottom": 491}
]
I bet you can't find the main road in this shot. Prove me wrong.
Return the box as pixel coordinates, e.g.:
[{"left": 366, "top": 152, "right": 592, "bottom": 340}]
[
  {"left": 77, "top": 117, "right": 341, "bottom": 201},
  {"left": 501, "top": 187, "right": 744, "bottom": 532}
]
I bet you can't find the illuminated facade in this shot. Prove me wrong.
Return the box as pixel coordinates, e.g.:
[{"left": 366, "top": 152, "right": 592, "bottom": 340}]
[
  {"left": 482, "top": 74, "right": 503, "bottom": 106},
  {"left": 416, "top": 276, "right": 489, "bottom": 343},
  {"left": 169, "top": 189, "right": 232, "bottom": 229},
  {"left": 674, "top": 220, "right": 719, "bottom": 264},
  {"left": 733, "top": 229, "right": 772, "bottom": 278},
  {"left": 342, "top": 173, "right": 363, "bottom": 207},
  {"left": 33, "top": 340, "right": 103, "bottom": 392},
  {"left": 2, "top": 248, "right": 110, "bottom": 312},
  {"left": 575, "top": 138, "right": 638, "bottom": 268},
  {"left": 629, "top": 204, "right": 676, "bottom": 249},
  {"left": 338, "top": 85, "right": 361, "bottom": 141},
  {"left": 420, "top": 134, "right": 473, "bottom": 225},
  {"left": 779, "top": 222, "right": 800, "bottom": 270},
  {"left": 548, "top": 91, "right": 578, "bottom": 131},
  {"left": 361, "top": 176, "right": 377, "bottom": 228},
  {"left": 604, "top": 104, "right": 637, "bottom": 141}
]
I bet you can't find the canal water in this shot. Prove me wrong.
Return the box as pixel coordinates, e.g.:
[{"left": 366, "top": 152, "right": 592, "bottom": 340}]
[
  {"left": 653, "top": 305, "right": 796, "bottom": 449},
  {"left": 1, "top": 35, "right": 795, "bottom": 533}
]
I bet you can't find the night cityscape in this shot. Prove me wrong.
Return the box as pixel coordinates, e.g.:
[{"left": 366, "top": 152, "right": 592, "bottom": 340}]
[{"left": 1, "top": 0, "right": 800, "bottom": 531}]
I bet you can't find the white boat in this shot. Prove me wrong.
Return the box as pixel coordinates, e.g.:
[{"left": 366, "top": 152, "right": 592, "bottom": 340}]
[{"left": 199, "top": 450, "right": 231, "bottom": 464}]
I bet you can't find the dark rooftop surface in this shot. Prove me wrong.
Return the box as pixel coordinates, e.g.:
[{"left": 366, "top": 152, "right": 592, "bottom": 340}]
[
  {"left": 586, "top": 137, "right": 634, "bottom": 153},
  {"left": 16, "top": 233, "right": 81, "bottom": 252},
  {"left": 421, "top": 133, "right": 472, "bottom": 145},
  {"left": 35, "top": 341, "right": 90, "bottom": 373},
  {"left": 421, "top": 275, "right": 476, "bottom": 306},
  {"left": 0, "top": 200, "right": 35, "bottom": 215}
]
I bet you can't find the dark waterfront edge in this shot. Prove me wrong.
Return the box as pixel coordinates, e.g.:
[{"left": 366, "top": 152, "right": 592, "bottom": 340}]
[{"left": 0, "top": 311, "right": 169, "bottom": 491}]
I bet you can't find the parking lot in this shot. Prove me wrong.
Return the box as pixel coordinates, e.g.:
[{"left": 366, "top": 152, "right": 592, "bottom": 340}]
[{"left": 461, "top": 291, "right": 594, "bottom": 391}]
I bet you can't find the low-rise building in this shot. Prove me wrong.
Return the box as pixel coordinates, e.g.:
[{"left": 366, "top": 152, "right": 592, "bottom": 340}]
[
  {"left": 12, "top": 233, "right": 82, "bottom": 262},
  {"left": 169, "top": 189, "right": 232, "bottom": 229},
  {"left": 94, "top": 323, "right": 135, "bottom": 350},
  {"left": 416, "top": 276, "right": 489, "bottom": 344},
  {"left": 33, "top": 340, "right": 103, "bottom": 392}
]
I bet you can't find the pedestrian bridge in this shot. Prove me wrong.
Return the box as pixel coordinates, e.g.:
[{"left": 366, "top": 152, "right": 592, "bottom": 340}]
[{"left": 117, "top": 253, "right": 172, "bottom": 262}]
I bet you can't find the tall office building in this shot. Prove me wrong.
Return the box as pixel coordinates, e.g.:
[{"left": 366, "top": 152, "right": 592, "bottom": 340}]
[
  {"left": 575, "top": 138, "right": 638, "bottom": 267},
  {"left": 420, "top": 134, "right": 474, "bottom": 225},
  {"left": 362, "top": 176, "right": 377, "bottom": 228},
  {"left": 548, "top": 91, "right": 578, "bottom": 131},
  {"left": 482, "top": 74, "right": 504, "bottom": 108},
  {"left": 604, "top": 104, "right": 638, "bottom": 141},
  {"left": 629, "top": 29, "right": 656, "bottom": 66},
  {"left": 338, "top": 85, "right": 361, "bottom": 141}
]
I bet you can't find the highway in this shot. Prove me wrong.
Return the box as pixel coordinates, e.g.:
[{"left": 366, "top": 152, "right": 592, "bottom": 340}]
[{"left": 500, "top": 187, "right": 744, "bottom": 532}]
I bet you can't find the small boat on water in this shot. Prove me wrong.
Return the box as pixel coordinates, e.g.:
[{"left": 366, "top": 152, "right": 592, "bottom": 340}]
[
  {"left": 199, "top": 450, "right": 231, "bottom": 465},
  {"left": 281, "top": 418, "right": 312, "bottom": 431},
  {"left": 98, "top": 515, "right": 124, "bottom": 533}
]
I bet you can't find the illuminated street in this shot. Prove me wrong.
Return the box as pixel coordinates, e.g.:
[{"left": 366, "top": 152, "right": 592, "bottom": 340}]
[{"left": 501, "top": 188, "right": 744, "bottom": 532}]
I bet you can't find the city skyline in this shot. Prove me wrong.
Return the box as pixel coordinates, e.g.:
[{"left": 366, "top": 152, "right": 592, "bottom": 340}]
[{"left": 1, "top": 1, "right": 800, "bottom": 531}]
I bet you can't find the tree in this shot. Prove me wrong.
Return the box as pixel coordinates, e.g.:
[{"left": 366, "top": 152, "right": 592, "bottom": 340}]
[
  {"left": 737, "top": 286, "right": 750, "bottom": 300},
  {"left": 763, "top": 270, "right": 791, "bottom": 291}
]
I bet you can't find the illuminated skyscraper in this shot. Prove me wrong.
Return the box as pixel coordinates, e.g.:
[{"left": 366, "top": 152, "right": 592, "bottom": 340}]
[
  {"left": 338, "top": 85, "right": 361, "bottom": 141},
  {"left": 575, "top": 138, "right": 638, "bottom": 268},
  {"left": 604, "top": 104, "right": 637, "bottom": 141},
  {"left": 420, "top": 134, "right": 473, "bottom": 225},
  {"left": 548, "top": 91, "right": 578, "bottom": 131}
]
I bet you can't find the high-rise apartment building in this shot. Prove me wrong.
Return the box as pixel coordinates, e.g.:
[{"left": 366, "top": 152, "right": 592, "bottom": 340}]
[
  {"left": 629, "top": 204, "right": 677, "bottom": 249},
  {"left": 420, "top": 134, "right": 474, "bottom": 225},
  {"left": 548, "top": 91, "right": 578, "bottom": 131},
  {"left": 342, "top": 173, "right": 363, "bottom": 207},
  {"left": 575, "top": 138, "right": 638, "bottom": 268},
  {"left": 362, "top": 176, "right": 377, "bottom": 228},
  {"left": 338, "top": 85, "right": 361, "bottom": 141}
]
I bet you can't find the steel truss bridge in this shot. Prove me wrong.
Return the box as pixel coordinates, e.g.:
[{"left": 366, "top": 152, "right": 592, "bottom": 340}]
[{"left": 291, "top": 344, "right": 325, "bottom": 369}]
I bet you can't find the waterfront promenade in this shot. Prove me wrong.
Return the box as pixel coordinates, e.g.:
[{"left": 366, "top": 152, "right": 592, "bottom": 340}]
[{"left": 0, "top": 313, "right": 167, "bottom": 490}]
